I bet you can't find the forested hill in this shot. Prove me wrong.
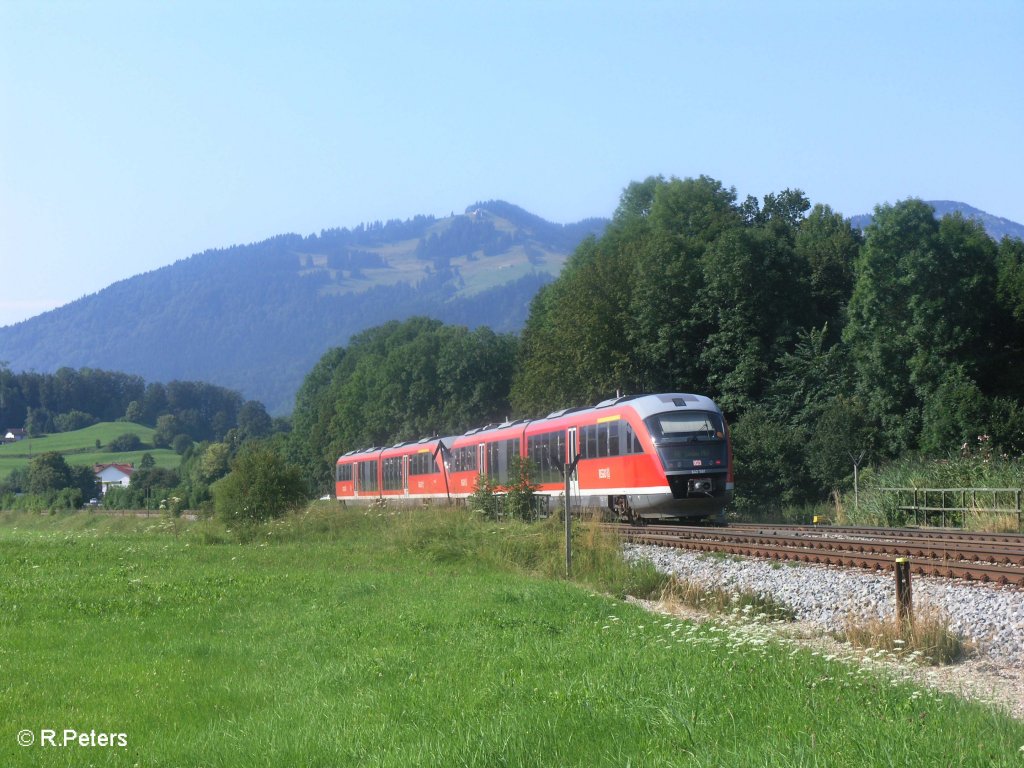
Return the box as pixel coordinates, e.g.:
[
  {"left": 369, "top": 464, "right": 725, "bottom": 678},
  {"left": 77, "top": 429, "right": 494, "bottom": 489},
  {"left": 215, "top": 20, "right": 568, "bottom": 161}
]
[{"left": 0, "top": 203, "right": 607, "bottom": 414}]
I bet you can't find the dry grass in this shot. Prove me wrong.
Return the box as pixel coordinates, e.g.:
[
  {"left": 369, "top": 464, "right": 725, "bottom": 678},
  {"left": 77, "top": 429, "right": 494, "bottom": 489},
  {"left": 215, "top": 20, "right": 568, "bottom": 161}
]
[
  {"left": 965, "top": 510, "right": 1021, "bottom": 533},
  {"left": 840, "top": 604, "right": 972, "bottom": 666},
  {"left": 658, "top": 575, "right": 796, "bottom": 622}
]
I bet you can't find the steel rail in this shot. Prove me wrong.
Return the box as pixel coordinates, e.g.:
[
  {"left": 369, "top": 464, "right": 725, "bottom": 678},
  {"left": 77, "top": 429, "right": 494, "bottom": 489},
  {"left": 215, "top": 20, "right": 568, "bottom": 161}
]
[
  {"left": 608, "top": 525, "right": 1024, "bottom": 587},
  {"left": 727, "top": 523, "right": 1024, "bottom": 545},
  {"left": 627, "top": 525, "right": 1024, "bottom": 566}
]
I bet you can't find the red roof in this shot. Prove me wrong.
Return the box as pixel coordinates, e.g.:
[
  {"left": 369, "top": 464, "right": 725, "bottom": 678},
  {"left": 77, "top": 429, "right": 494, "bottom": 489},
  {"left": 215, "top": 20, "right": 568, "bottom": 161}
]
[{"left": 93, "top": 463, "right": 135, "bottom": 475}]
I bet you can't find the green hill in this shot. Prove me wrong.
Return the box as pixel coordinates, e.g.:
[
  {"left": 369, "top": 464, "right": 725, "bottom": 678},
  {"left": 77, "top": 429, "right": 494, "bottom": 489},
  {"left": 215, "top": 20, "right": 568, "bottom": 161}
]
[{"left": 0, "top": 422, "right": 179, "bottom": 480}]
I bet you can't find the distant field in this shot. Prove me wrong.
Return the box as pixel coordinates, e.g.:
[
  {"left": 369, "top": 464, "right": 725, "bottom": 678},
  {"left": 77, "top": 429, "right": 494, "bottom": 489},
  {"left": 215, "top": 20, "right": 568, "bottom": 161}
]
[
  {"left": 0, "top": 507, "right": 1020, "bottom": 767},
  {"left": 0, "top": 422, "right": 179, "bottom": 480}
]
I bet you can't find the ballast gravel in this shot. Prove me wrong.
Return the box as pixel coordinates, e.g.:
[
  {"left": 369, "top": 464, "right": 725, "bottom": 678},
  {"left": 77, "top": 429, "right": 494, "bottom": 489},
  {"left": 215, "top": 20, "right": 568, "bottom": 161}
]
[
  {"left": 624, "top": 543, "right": 1024, "bottom": 718},
  {"left": 624, "top": 543, "right": 1024, "bottom": 663}
]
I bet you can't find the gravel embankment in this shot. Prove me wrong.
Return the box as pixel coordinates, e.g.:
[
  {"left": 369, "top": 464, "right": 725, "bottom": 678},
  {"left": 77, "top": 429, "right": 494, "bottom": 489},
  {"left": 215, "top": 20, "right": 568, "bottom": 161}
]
[{"left": 624, "top": 543, "right": 1024, "bottom": 718}]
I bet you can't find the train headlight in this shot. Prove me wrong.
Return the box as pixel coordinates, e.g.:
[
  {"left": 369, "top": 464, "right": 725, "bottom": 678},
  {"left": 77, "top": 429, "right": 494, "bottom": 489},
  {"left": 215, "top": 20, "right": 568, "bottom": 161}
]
[{"left": 688, "top": 479, "right": 713, "bottom": 494}]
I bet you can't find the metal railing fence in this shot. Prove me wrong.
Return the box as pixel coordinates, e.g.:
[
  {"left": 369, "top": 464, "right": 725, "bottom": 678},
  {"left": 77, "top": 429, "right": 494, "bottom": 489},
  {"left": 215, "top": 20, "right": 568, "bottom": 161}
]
[{"left": 879, "top": 487, "right": 1022, "bottom": 529}]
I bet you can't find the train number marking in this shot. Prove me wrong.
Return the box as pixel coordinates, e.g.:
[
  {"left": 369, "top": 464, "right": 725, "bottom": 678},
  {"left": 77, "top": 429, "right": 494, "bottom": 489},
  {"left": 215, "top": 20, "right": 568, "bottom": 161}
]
[{"left": 598, "top": 468, "right": 611, "bottom": 479}]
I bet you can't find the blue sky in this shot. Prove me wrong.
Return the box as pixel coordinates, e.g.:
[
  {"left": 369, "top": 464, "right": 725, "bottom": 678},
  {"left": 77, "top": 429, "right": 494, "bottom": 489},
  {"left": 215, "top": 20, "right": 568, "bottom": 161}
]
[{"left": 1, "top": 0, "right": 1022, "bottom": 327}]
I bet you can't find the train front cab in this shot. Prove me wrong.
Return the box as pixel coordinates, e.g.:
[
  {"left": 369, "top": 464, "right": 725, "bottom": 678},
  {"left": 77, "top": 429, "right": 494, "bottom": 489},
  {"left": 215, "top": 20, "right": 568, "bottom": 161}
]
[
  {"left": 558, "top": 394, "right": 731, "bottom": 523},
  {"left": 628, "top": 394, "right": 733, "bottom": 522}
]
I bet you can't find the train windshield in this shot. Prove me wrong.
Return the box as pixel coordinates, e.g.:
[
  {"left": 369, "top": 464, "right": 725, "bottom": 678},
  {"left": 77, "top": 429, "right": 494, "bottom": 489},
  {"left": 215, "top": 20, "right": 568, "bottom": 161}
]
[
  {"left": 644, "top": 411, "right": 724, "bottom": 441},
  {"left": 645, "top": 411, "right": 727, "bottom": 472}
]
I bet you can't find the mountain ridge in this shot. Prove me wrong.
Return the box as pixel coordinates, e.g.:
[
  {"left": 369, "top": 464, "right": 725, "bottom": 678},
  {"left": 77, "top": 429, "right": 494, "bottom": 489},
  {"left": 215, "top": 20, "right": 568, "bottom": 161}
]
[{"left": 0, "top": 203, "right": 608, "bottom": 414}]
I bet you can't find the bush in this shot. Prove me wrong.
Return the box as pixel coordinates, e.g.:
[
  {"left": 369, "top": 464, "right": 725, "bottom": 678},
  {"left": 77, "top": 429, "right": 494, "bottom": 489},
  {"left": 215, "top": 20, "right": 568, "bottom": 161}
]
[
  {"left": 172, "top": 434, "right": 193, "bottom": 455},
  {"left": 504, "top": 456, "right": 540, "bottom": 521},
  {"left": 469, "top": 473, "right": 499, "bottom": 519},
  {"left": 54, "top": 410, "right": 98, "bottom": 432},
  {"left": 213, "top": 442, "right": 307, "bottom": 524},
  {"left": 108, "top": 433, "right": 144, "bottom": 452}
]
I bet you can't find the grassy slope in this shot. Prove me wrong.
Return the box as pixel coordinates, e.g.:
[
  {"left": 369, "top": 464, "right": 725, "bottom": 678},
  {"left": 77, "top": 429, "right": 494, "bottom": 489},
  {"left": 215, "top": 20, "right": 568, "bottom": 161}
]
[
  {"left": 308, "top": 220, "right": 569, "bottom": 301},
  {"left": 0, "top": 422, "right": 179, "bottom": 480},
  {"left": 0, "top": 507, "right": 1020, "bottom": 767}
]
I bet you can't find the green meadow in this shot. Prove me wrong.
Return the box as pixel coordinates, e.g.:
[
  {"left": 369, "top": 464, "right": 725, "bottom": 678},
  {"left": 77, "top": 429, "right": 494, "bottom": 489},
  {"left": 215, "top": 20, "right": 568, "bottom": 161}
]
[
  {"left": 1, "top": 506, "right": 1021, "bottom": 767},
  {"left": 0, "top": 422, "right": 179, "bottom": 480}
]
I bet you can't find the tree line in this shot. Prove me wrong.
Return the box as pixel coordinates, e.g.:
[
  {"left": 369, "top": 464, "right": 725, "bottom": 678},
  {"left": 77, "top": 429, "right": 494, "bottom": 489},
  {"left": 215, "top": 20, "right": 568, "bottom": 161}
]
[
  {"left": 290, "top": 176, "right": 1024, "bottom": 511},
  {"left": 0, "top": 365, "right": 273, "bottom": 446}
]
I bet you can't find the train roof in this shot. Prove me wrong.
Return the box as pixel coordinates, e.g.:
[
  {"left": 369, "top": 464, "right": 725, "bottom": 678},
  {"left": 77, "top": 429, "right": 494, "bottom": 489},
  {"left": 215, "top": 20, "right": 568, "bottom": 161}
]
[
  {"left": 337, "top": 435, "right": 456, "bottom": 462},
  {"left": 535, "top": 393, "right": 722, "bottom": 425},
  {"left": 603, "top": 393, "right": 722, "bottom": 421},
  {"left": 447, "top": 393, "right": 722, "bottom": 443},
  {"left": 338, "top": 394, "right": 723, "bottom": 459}
]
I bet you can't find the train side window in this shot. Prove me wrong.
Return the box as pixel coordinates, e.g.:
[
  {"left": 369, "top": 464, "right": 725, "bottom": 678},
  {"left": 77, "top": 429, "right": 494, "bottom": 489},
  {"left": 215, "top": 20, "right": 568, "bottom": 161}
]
[
  {"left": 605, "top": 423, "right": 618, "bottom": 457},
  {"left": 383, "top": 457, "right": 403, "bottom": 490},
  {"left": 358, "top": 460, "right": 378, "bottom": 492},
  {"left": 336, "top": 464, "right": 353, "bottom": 483},
  {"left": 509, "top": 438, "right": 520, "bottom": 481},
  {"left": 623, "top": 423, "right": 643, "bottom": 454},
  {"left": 528, "top": 430, "right": 566, "bottom": 484},
  {"left": 409, "top": 452, "right": 437, "bottom": 476},
  {"left": 582, "top": 425, "right": 598, "bottom": 459},
  {"left": 453, "top": 446, "right": 476, "bottom": 473},
  {"left": 486, "top": 438, "right": 520, "bottom": 483},
  {"left": 597, "top": 423, "right": 608, "bottom": 458},
  {"left": 487, "top": 441, "right": 500, "bottom": 481}
]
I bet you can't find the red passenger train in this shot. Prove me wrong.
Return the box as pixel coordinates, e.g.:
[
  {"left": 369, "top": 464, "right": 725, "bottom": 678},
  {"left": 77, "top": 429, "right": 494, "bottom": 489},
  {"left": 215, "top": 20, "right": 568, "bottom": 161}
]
[{"left": 335, "top": 393, "right": 733, "bottom": 523}]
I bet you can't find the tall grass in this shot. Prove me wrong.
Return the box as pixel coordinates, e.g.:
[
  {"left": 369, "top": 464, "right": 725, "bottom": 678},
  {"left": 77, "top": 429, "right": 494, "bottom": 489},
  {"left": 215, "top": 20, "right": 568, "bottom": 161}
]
[
  {"left": 847, "top": 453, "right": 1023, "bottom": 528},
  {"left": 659, "top": 576, "right": 797, "bottom": 622},
  {"left": 841, "top": 604, "right": 972, "bottom": 666},
  {"left": 376, "top": 504, "right": 668, "bottom": 599}
]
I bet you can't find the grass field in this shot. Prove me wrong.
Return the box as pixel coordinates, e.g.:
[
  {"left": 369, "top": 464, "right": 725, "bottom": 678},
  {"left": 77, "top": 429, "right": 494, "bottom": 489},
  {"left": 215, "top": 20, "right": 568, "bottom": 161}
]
[
  {"left": 1, "top": 506, "right": 1021, "bottom": 767},
  {"left": 0, "top": 422, "right": 179, "bottom": 480}
]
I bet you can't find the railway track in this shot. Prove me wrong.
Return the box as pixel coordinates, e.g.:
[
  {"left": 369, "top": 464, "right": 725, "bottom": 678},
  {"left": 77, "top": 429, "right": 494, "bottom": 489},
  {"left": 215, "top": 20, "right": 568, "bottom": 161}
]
[{"left": 607, "top": 523, "right": 1024, "bottom": 587}]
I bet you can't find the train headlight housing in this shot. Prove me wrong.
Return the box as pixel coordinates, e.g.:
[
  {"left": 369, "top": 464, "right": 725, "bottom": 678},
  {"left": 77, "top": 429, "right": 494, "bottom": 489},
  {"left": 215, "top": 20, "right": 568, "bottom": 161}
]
[{"left": 688, "top": 479, "right": 713, "bottom": 494}]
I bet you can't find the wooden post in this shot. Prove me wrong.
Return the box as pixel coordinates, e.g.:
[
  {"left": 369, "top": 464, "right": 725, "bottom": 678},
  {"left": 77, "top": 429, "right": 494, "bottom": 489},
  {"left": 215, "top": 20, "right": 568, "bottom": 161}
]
[
  {"left": 895, "top": 558, "right": 913, "bottom": 627},
  {"left": 563, "top": 452, "right": 581, "bottom": 579},
  {"left": 564, "top": 463, "right": 572, "bottom": 578}
]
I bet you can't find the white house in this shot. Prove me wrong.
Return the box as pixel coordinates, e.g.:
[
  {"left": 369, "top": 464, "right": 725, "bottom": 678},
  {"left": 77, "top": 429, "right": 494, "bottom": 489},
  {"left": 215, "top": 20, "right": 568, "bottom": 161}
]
[
  {"left": 94, "top": 463, "right": 135, "bottom": 493},
  {"left": 3, "top": 428, "right": 27, "bottom": 443}
]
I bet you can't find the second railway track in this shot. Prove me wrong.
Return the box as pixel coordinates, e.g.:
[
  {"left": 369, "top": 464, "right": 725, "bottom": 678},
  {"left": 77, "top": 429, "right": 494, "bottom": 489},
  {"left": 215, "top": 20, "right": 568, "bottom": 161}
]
[{"left": 605, "top": 523, "right": 1024, "bottom": 587}]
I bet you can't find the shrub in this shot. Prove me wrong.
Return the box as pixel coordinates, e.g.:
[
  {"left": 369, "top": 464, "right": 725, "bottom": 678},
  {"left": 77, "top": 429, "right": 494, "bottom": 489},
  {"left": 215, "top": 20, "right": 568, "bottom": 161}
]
[
  {"left": 54, "top": 410, "right": 98, "bottom": 432},
  {"left": 172, "top": 434, "right": 193, "bottom": 455},
  {"left": 469, "top": 473, "right": 499, "bottom": 519},
  {"left": 108, "top": 433, "right": 144, "bottom": 452},
  {"left": 213, "top": 442, "right": 307, "bottom": 524}
]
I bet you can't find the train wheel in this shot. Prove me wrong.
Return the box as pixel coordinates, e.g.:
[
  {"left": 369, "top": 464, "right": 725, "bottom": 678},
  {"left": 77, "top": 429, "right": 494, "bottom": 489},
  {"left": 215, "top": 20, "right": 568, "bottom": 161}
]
[{"left": 614, "top": 495, "right": 642, "bottom": 526}]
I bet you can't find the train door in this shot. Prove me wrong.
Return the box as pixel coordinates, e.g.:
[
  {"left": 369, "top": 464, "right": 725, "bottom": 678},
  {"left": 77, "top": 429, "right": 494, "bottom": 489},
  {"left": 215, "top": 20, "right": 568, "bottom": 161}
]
[
  {"left": 478, "top": 443, "right": 486, "bottom": 481},
  {"left": 567, "top": 428, "right": 580, "bottom": 497},
  {"left": 403, "top": 455, "right": 409, "bottom": 497}
]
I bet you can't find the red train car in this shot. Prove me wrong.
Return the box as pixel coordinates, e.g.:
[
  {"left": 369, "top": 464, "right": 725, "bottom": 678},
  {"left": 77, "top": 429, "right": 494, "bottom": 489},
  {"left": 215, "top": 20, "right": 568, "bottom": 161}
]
[
  {"left": 335, "top": 437, "right": 455, "bottom": 504},
  {"left": 335, "top": 393, "right": 733, "bottom": 522}
]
